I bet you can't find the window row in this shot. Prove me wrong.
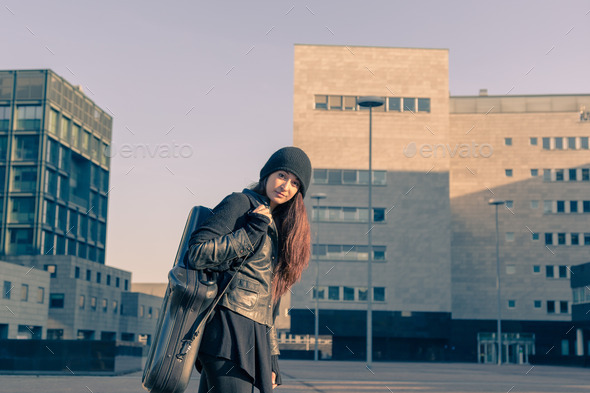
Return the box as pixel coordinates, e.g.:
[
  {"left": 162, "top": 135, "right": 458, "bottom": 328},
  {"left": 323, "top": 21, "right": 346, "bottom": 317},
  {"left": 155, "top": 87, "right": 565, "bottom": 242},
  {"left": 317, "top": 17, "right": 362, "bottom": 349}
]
[
  {"left": 71, "top": 265, "right": 129, "bottom": 290},
  {"left": 315, "top": 95, "right": 431, "bottom": 113},
  {"left": 505, "top": 168, "right": 590, "bottom": 181},
  {"left": 572, "top": 286, "right": 590, "bottom": 304},
  {"left": 312, "top": 206, "right": 386, "bottom": 223},
  {"left": 533, "top": 136, "right": 590, "bottom": 150},
  {"left": 506, "top": 299, "right": 568, "bottom": 313},
  {"left": 43, "top": 201, "right": 107, "bottom": 241},
  {"left": 311, "top": 286, "right": 386, "bottom": 302},
  {"left": 46, "top": 138, "right": 109, "bottom": 191},
  {"left": 544, "top": 232, "right": 590, "bottom": 246},
  {"left": 43, "top": 233, "right": 106, "bottom": 263},
  {"left": 48, "top": 109, "right": 109, "bottom": 166},
  {"left": 2, "top": 280, "right": 44, "bottom": 303},
  {"left": 312, "top": 244, "right": 387, "bottom": 261},
  {"left": 0, "top": 105, "right": 43, "bottom": 131},
  {"left": 503, "top": 200, "right": 590, "bottom": 214},
  {"left": 312, "top": 169, "right": 387, "bottom": 186},
  {"left": 0, "top": 135, "right": 40, "bottom": 161}
]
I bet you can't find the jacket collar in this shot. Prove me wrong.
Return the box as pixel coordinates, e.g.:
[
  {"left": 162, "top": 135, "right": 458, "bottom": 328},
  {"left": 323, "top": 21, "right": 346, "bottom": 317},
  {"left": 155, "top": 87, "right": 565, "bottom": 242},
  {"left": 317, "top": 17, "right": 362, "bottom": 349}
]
[{"left": 242, "top": 188, "right": 270, "bottom": 207}]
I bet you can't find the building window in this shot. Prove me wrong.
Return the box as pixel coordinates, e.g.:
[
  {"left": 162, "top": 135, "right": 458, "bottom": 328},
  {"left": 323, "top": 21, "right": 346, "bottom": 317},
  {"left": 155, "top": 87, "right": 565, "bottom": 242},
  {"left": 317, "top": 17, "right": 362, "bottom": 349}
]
[
  {"left": 417, "top": 98, "right": 430, "bottom": 112},
  {"left": 585, "top": 233, "right": 590, "bottom": 246},
  {"left": 556, "top": 201, "right": 565, "bottom": 213},
  {"left": 102, "top": 298, "right": 108, "bottom": 313},
  {"left": 3, "top": 281, "right": 12, "bottom": 299},
  {"left": 543, "top": 169, "right": 551, "bottom": 182},
  {"left": 543, "top": 200, "right": 552, "bottom": 213},
  {"left": 557, "top": 233, "right": 566, "bottom": 245},
  {"left": 568, "top": 137, "right": 576, "bottom": 149},
  {"left": 312, "top": 287, "right": 325, "bottom": 300},
  {"left": 37, "top": 287, "right": 44, "bottom": 303},
  {"left": 86, "top": 269, "right": 91, "bottom": 281},
  {"left": 373, "top": 287, "right": 385, "bottom": 302},
  {"left": 581, "top": 137, "right": 589, "bottom": 149},
  {"left": 75, "top": 266, "right": 80, "bottom": 279},
  {"left": 530, "top": 169, "right": 538, "bottom": 177},
  {"left": 96, "top": 272, "right": 101, "bottom": 284},
  {"left": 530, "top": 200, "right": 539, "bottom": 209},
  {"left": 532, "top": 265, "right": 541, "bottom": 274},
  {"left": 49, "top": 293, "right": 64, "bottom": 308},
  {"left": 560, "top": 301, "right": 568, "bottom": 314},
  {"left": 385, "top": 97, "right": 400, "bottom": 112},
  {"left": 79, "top": 295, "right": 85, "bottom": 309},
  {"left": 112, "top": 300, "right": 118, "bottom": 314},
  {"left": 532, "top": 232, "right": 539, "bottom": 241},
  {"left": 343, "top": 286, "right": 355, "bottom": 301},
  {"left": 571, "top": 233, "right": 579, "bottom": 245},
  {"left": 547, "top": 300, "right": 555, "bottom": 313},
  {"left": 507, "top": 300, "right": 516, "bottom": 308},
  {"left": 148, "top": 307, "right": 153, "bottom": 318},
  {"left": 505, "top": 265, "right": 516, "bottom": 275},
  {"left": 542, "top": 137, "right": 550, "bottom": 150},
  {"left": 328, "top": 286, "right": 340, "bottom": 301},
  {"left": 545, "top": 265, "right": 554, "bottom": 278},
  {"left": 534, "top": 300, "right": 542, "bottom": 309},
  {"left": 504, "top": 138, "right": 512, "bottom": 146},
  {"left": 569, "top": 169, "right": 577, "bottom": 181},
  {"left": 530, "top": 137, "right": 537, "bottom": 146},
  {"left": 357, "top": 288, "right": 368, "bottom": 301},
  {"left": 139, "top": 305, "right": 144, "bottom": 317},
  {"left": 328, "top": 95, "right": 342, "bottom": 110},
  {"left": 584, "top": 201, "right": 590, "bottom": 213},
  {"left": 558, "top": 265, "right": 568, "bottom": 278},
  {"left": 124, "top": 279, "right": 129, "bottom": 291},
  {"left": 403, "top": 97, "right": 416, "bottom": 112},
  {"left": 555, "top": 169, "right": 564, "bottom": 181},
  {"left": 20, "top": 284, "right": 28, "bottom": 301},
  {"left": 561, "top": 339, "right": 570, "bottom": 356},
  {"left": 44, "top": 264, "right": 57, "bottom": 278},
  {"left": 554, "top": 137, "right": 563, "bottom": 150},
  {"left": 116, "top": 277, "right": 120, "bottom": 288},
  {"left": 505, "top": 169, "right": 513, "bottom": 177},
  {"left": 505, "top": 232, "right": 514, "bottom": 242},
  {"left": 16, "top": 105, "right": 42, "bottom": 130},
  {"left": 570, "top": 201, "right": 578, "bottom": 213},
  {"left": 106, "top": 274, "right": 111, "bottom": 286},
  {"left": 544, "top": 233, "right": 553, "bottom": 245},
  {"left": 90, "top": 296, "right": 97, "bottom": 311},
  {"left": 314, "top": 95, "right": 327, "bottom": 110},
  {"left": 582, "top": 169, "right": 590, "bottom": 181}
]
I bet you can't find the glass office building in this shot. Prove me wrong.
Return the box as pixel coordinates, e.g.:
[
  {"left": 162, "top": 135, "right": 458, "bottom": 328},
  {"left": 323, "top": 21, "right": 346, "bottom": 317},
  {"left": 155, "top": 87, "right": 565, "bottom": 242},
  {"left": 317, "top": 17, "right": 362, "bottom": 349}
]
[{"left": 0, "top": 70, "right": 111, "bottom": 263}]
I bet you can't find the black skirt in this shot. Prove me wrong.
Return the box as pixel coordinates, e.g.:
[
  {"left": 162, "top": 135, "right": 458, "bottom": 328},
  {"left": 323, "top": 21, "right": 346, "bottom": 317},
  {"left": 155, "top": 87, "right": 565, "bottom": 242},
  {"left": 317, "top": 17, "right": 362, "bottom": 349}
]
[{"left": 197, "top": 306, "right": 282, "bottom": 393}]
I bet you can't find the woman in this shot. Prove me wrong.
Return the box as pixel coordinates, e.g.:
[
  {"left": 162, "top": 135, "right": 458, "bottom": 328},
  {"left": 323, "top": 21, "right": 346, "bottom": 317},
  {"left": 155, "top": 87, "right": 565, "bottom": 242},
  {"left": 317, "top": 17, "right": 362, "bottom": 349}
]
[{"left": 187, "top": 146, "right": 312, "bottom": 393}]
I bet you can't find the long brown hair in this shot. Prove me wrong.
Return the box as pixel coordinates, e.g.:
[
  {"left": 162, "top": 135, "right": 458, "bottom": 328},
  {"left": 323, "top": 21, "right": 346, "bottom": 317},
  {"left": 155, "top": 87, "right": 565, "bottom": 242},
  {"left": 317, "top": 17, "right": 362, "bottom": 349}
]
[{"left": 250, "top": 176, "right": 311, "bottom": 302}]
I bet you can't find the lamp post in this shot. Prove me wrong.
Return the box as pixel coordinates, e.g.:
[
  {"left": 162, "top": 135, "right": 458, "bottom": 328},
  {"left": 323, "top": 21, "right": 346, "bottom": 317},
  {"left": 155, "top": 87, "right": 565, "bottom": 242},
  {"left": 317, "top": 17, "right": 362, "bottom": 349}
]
[
  {"left": 488, "top": 199, "right": 505, "bottom": 365},
  {"left": 358, "top": 96, "right": 384, "bottom": 366},
  {"left": 311, "top": 193, "right": 327, "bottom": 361}
]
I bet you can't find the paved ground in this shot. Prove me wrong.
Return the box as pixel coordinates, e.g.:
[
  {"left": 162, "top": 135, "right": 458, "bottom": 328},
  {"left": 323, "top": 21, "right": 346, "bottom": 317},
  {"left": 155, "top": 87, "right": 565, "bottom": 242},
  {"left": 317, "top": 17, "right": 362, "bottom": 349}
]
[{"left": 1, "top": 361, "right": 589, "bottom": 393}]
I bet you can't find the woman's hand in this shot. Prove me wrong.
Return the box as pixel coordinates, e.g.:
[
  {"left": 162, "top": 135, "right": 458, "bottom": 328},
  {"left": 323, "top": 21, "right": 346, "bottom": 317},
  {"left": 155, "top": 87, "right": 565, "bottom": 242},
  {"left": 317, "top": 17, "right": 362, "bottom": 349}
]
[
  {"left": 272, "top": 371, "right": 277, "bottom": 389},
  {"left": 252, "top": 205, "right": 272, "bottom": 224}
]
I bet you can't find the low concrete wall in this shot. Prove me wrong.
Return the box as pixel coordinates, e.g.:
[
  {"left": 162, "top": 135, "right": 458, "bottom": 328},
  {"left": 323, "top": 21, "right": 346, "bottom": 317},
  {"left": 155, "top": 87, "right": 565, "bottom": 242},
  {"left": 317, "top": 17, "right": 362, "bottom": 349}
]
[{"left": 0, "top": 339, "right": 143, "bottom": 375}]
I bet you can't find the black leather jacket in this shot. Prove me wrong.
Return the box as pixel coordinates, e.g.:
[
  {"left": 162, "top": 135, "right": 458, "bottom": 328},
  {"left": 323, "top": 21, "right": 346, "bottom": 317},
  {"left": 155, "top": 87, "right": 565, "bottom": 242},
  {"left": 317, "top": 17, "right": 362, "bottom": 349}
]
[{"left": 187, "top": 188, "right": 281, "bottom": 355}]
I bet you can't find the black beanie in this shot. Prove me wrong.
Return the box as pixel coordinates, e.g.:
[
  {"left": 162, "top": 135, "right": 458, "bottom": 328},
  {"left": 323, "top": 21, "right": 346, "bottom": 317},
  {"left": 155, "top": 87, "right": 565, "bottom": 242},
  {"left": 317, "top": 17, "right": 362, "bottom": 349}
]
[{"left": 259, "top": 146, "right": 312, "bottom": 197}]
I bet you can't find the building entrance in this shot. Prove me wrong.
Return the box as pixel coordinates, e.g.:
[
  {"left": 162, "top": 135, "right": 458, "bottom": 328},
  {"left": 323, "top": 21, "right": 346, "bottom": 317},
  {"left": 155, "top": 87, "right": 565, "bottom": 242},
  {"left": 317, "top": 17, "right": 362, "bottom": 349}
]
[{"left": 477, "top": 332, "right": 535, "bottom": 364}]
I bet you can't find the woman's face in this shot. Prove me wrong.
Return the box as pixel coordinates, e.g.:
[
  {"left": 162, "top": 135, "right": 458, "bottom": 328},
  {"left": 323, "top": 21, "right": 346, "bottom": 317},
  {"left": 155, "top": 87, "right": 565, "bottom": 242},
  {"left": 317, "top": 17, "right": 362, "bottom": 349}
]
[{"left": 265, "top": 170, "right": 300, "bottom": 209}]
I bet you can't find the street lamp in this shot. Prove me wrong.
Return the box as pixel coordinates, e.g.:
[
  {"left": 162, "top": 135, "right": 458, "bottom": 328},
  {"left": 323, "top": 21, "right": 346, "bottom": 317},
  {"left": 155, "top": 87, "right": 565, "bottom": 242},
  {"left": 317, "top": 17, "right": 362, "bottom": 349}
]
[
  {"left": 358, "top": 96, "right": 384, "bottom": 366},
  {"left": 311, "top": 193, "right": 327, "bottom": 361},
  {"left": 488, "top": 198, "right": 505, "bottom": 365}
]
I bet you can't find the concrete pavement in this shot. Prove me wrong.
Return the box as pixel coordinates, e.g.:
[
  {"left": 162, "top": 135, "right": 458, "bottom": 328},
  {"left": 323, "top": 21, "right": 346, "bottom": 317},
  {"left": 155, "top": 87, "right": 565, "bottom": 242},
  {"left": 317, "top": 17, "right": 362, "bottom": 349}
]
[{"left": 1, "top": 361, "right": 589, "bottom": 393}]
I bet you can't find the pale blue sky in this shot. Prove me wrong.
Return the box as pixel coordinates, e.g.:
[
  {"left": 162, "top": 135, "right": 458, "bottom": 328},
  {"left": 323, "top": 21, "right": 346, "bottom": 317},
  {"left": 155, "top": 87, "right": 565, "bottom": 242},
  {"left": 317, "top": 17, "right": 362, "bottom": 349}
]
[{"left": 2, "top": 1, "right": 589, "bottom": 282}]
